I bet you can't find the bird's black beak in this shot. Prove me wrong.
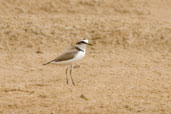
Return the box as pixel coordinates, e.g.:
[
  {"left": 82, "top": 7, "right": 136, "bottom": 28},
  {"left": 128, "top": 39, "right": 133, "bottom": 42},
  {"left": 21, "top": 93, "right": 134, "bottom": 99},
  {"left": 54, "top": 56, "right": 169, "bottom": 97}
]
[{"left": 88, "top": 43, "right": 93, "bottom": 46}]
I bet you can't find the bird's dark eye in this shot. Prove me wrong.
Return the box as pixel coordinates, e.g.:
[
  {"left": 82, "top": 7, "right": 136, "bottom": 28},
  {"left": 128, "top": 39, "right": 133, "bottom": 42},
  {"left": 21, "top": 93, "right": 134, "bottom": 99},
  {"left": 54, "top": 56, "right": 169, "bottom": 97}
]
[{"left": 81, "top": 41, "right": 86, "bottom": 43}]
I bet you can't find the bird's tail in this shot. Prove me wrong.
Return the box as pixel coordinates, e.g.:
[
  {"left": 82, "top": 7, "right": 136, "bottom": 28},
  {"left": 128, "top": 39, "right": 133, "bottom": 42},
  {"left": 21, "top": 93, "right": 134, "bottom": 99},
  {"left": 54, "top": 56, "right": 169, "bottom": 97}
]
[
  {"left": 43, "top": 59, "right": 55, "bottom": 65},
  {"left": 42, "top": 62, "right": 51, "bottom": 65}
]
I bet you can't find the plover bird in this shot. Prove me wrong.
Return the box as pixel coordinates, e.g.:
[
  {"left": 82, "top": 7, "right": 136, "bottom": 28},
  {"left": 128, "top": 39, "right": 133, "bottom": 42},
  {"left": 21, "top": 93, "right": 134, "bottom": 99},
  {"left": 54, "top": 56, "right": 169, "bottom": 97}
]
[{"left": 43, "top": 39, "right": 92, "bottom": 85}]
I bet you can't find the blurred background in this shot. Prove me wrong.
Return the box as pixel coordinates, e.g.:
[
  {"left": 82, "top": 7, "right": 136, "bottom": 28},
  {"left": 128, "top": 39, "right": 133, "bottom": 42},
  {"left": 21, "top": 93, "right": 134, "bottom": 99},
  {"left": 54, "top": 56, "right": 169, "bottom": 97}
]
[{"left": 0, "top": 0, "right": 171, "bottom": 114}]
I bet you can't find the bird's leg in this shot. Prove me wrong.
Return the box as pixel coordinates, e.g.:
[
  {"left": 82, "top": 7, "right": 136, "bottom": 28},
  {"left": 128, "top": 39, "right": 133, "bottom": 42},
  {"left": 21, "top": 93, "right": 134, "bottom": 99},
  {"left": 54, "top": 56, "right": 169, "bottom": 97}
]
[
  {"left": 70, "top": 64, "right": 75, "bottom": 85},
  {"left": 65, "top": 66, "right": 69, "bottom": 84}
]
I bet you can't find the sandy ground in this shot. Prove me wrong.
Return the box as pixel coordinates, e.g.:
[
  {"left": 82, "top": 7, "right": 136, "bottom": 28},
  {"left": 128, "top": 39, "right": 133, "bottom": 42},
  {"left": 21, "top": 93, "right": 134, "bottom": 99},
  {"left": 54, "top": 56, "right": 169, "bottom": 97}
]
[{"left": 0, "top": 0, "right": 171, "bottom": 114}]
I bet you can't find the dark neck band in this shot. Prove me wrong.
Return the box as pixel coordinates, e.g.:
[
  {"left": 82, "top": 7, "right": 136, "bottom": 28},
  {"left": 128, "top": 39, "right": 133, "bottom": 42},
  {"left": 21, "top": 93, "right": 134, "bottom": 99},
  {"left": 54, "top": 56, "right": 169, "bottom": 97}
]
[{"left": 75, "top": 46, "right": 84, "bottom": 52}]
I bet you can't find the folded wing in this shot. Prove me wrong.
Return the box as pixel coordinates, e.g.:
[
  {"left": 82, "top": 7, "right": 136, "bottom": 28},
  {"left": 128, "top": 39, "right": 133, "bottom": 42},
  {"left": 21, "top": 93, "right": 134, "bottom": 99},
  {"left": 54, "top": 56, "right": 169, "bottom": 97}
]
[{"left": 43, "top": 48, "right": 78, "bottom": 65}]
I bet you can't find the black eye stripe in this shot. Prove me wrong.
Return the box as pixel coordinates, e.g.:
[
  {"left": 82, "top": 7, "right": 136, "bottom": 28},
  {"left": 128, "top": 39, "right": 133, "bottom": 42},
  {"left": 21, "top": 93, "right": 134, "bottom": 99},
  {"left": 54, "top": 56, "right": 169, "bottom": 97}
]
[
  {"left": 77, "top": 41, "right": 88, "bottom": 44},
  {"left": 82, "top": 41, "right": 87, "bottom": 43}
]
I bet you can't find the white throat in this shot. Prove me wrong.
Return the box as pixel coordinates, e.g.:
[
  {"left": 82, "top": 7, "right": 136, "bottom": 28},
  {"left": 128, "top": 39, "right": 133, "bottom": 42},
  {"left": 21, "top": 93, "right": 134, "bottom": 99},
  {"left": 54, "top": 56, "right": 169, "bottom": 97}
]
[{"left": 76, "top": 44, "right": 87, "bottom": 52}]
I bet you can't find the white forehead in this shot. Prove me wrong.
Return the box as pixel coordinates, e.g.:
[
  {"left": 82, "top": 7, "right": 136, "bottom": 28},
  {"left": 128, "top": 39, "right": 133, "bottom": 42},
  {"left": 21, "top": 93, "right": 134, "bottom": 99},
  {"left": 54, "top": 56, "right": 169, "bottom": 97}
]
[{"left": 81, "top": 39, "right": 88, "bottom": 43}]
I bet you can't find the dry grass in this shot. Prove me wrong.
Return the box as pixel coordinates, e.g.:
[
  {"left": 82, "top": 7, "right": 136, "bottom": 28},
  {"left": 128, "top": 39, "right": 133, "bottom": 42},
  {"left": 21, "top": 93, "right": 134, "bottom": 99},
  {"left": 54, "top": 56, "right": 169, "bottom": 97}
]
[{"left": 0, "top": 0, "right": 171, "bottom": 114}]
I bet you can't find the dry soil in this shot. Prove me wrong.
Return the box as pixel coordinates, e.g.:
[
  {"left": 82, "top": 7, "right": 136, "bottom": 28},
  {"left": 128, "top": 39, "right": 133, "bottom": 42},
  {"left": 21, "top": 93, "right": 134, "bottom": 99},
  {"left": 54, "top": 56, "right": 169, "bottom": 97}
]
[{"left": 0, "top": 0, "right": 171, "bottom": 114}]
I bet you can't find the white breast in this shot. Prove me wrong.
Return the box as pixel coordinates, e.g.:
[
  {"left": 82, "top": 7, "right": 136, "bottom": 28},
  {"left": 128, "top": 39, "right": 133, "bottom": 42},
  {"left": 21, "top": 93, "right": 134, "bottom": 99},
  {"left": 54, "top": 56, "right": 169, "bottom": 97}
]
[{"left": 74, "top": 51, "right": 85, "bottom": 61}]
